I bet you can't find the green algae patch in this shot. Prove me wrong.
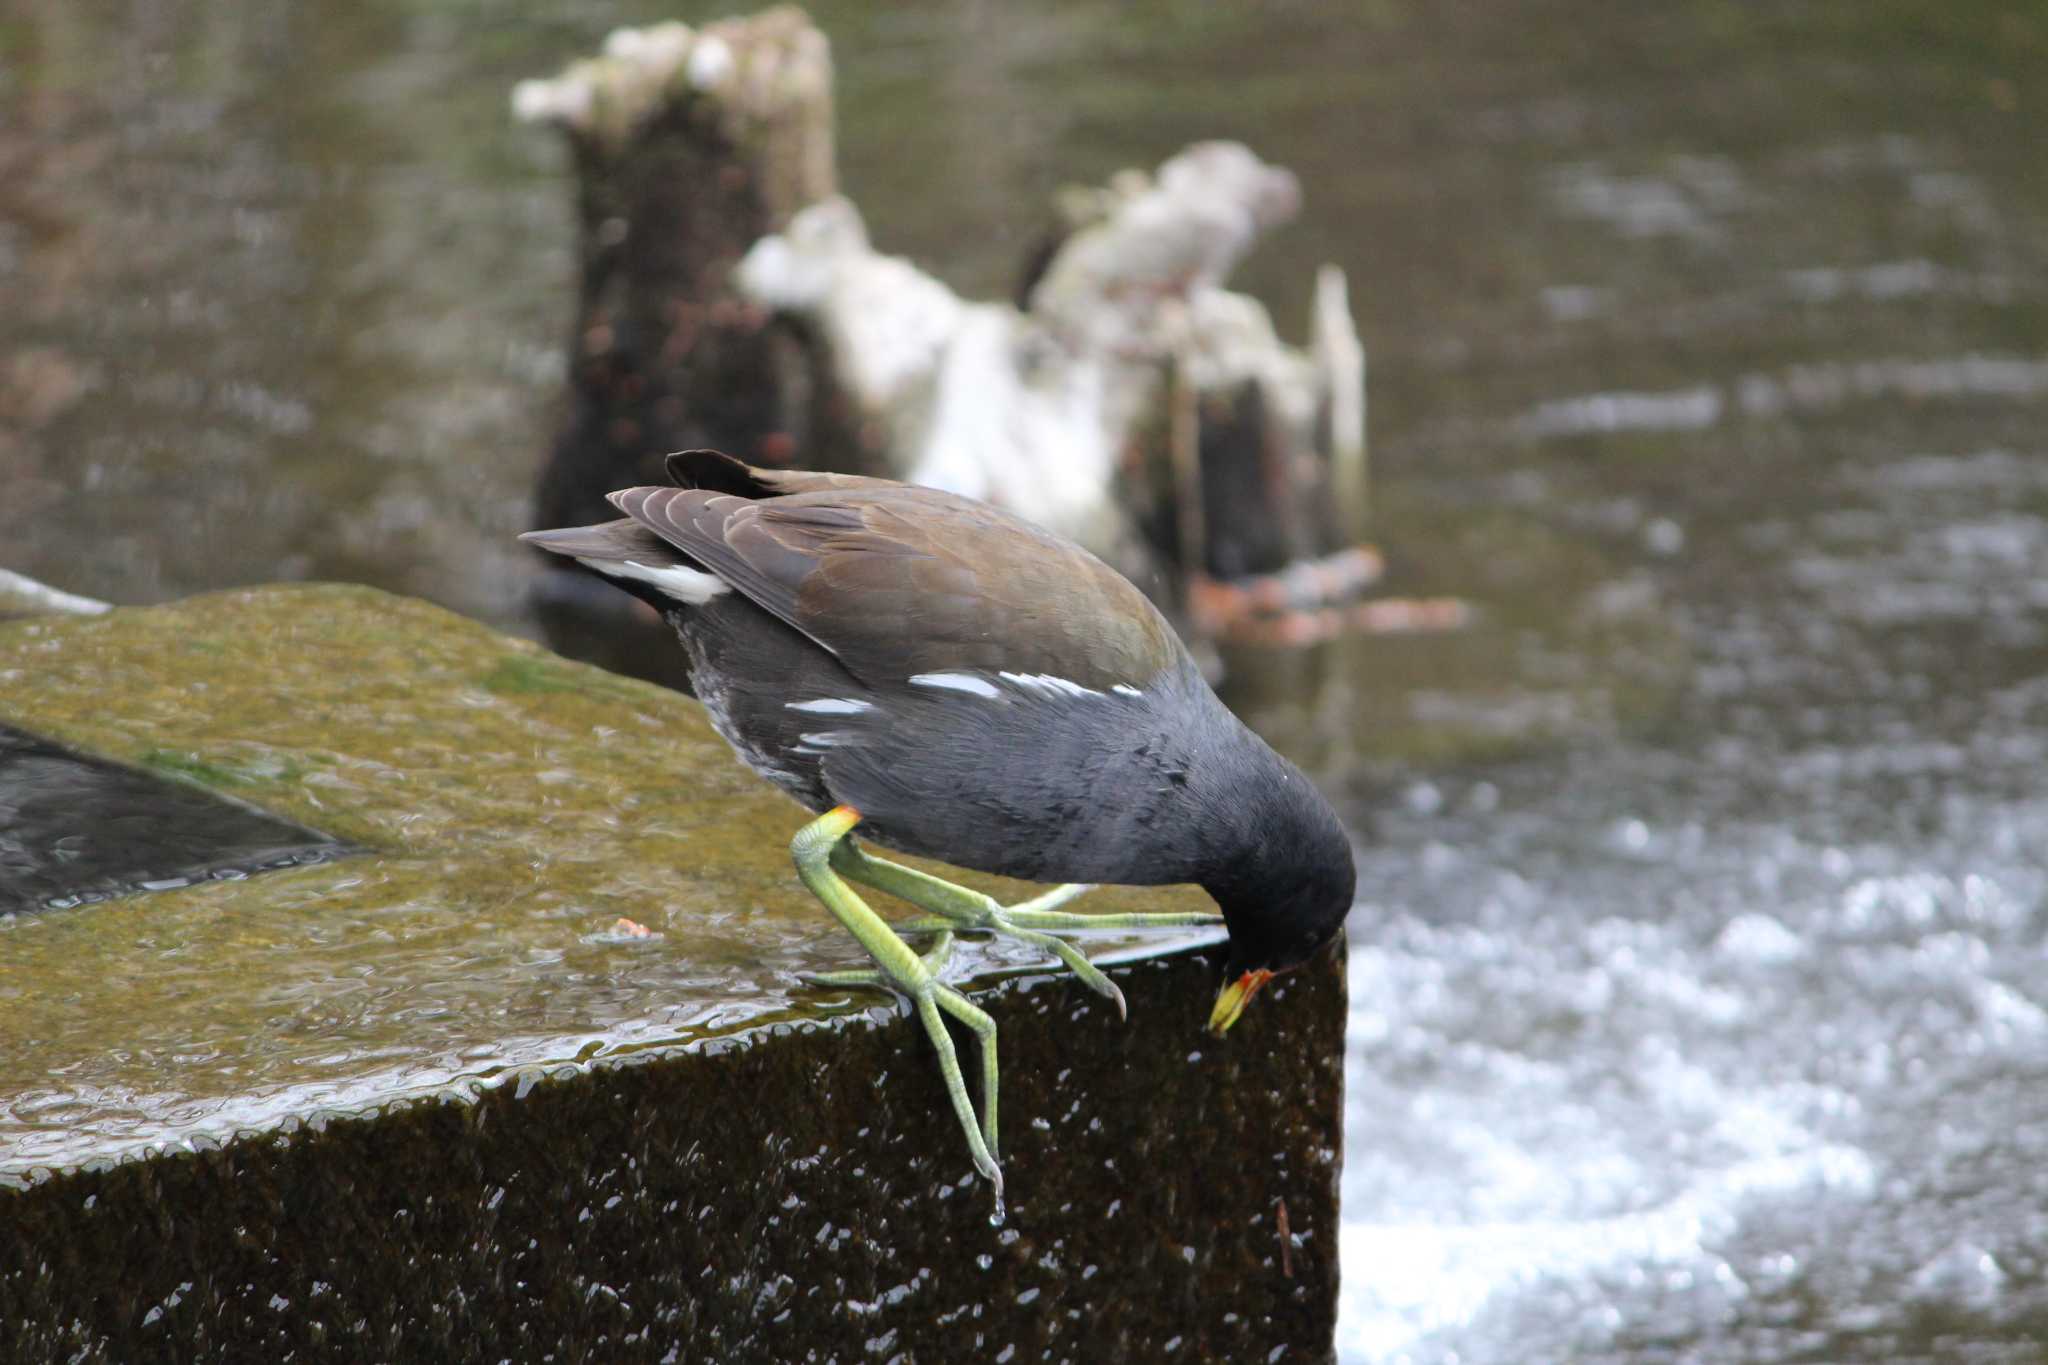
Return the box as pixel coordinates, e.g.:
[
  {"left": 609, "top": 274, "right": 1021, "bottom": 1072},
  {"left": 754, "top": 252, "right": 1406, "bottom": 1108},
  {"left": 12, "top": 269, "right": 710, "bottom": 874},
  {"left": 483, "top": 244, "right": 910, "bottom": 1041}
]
[
  {"left": 0, "top": 584, "right": 1218, "bottom": 1178},
  {"left": 477, "top": 650, "right": 650, "bottom": 701},
  {"left": 140, "top": 745, "right": 308, "bottom": 787}
]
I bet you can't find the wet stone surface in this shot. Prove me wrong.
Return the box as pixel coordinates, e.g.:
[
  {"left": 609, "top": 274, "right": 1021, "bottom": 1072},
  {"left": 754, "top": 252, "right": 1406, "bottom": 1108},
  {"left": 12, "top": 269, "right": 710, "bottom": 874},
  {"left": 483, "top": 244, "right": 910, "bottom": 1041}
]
[{"left": 0, "top": 587, "right": 1338, "bottom": 1360}]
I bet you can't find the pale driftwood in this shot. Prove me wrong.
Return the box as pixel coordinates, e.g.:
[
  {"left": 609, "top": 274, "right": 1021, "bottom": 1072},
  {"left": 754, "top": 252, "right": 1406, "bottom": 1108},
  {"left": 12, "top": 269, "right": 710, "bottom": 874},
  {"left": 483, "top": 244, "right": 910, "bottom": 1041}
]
[
  {"left": 732, "top": 140, "right": 1367, "bottom": 585},
  {"left": 512, "top": 7, "right": 834, "bottom": 215},
  {"left": 1313, "top": 265, "right": 1369, "bottom": 542},
  {"left": 0, "top": 569, "right": 111, "bottom": 619}
]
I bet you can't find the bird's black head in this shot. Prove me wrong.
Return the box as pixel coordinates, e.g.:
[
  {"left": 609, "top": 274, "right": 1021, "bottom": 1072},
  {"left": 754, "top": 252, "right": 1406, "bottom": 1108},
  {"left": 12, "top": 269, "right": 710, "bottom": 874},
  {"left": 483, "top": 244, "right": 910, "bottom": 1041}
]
[{"left": 1202, "top": 775, "right": 1356, "bottom": 1034}]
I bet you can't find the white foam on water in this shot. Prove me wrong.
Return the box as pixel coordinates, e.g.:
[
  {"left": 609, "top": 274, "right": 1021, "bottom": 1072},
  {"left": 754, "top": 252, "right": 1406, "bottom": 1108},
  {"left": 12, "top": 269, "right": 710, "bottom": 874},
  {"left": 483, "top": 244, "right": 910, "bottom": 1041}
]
[{"left": 1334, "top": 921, "right": 1879, "bottom": 1363}]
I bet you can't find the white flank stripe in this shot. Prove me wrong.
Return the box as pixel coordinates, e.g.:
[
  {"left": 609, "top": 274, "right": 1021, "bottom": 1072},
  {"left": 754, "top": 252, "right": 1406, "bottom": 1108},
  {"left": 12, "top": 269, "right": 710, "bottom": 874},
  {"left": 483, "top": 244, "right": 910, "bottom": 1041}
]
[
  {"left": 798, "top": 731, "right": 851, "bottom": 748},
  {"left": 576, "top": 556, "right": 729, "bottom": 606},
  {"left": 999, "top": 671, "right": 1104, "bottom": 699},
  {"left": 785, "top": 697, "right": 874, "bottom": 716},
  {"left": 1112, "top": 683, "right": 1144, "bottom": 698},
  {"left": 909, "top": 671, "right": 1000, "bottom": 699}
]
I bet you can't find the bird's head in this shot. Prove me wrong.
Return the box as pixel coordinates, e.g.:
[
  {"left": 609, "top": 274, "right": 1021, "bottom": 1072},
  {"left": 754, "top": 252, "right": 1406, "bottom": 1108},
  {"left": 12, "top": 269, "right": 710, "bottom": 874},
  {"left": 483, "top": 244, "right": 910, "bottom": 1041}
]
[{"left": 1204, "top": 810, "right": 1356, "bottom": 1035}]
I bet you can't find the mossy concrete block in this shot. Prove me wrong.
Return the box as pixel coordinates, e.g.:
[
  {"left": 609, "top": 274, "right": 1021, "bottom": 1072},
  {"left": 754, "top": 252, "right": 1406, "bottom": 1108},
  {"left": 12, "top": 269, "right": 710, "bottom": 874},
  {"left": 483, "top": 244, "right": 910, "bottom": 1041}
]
[{"left": 0, "top": 586, "right": 1342, "bottom": 1361}]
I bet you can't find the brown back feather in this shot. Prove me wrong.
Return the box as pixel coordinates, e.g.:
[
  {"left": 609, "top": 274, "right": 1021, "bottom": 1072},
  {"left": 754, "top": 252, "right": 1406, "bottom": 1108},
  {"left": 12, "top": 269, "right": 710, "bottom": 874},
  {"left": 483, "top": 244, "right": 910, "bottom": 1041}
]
[{"left": 610, "top": 460, "right": 1182, "bottom": 689}]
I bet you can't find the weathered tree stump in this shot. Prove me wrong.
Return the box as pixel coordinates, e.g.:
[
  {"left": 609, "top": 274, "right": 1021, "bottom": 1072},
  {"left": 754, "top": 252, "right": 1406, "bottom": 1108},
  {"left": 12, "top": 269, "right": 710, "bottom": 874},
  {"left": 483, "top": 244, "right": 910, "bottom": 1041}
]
[
  {"left": 514, "top": 9, "right": 866, "bottom": 687},
  {"left": 517, "top": 6, "right": 856, "bottom": 523}
]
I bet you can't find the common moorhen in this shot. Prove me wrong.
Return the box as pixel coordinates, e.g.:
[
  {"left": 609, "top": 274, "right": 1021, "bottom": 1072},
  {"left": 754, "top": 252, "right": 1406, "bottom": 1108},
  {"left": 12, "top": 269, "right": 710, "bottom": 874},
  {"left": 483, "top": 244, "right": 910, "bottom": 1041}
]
[{"left": 522, "top": 450, "right": 1356, "bottom": 1197}]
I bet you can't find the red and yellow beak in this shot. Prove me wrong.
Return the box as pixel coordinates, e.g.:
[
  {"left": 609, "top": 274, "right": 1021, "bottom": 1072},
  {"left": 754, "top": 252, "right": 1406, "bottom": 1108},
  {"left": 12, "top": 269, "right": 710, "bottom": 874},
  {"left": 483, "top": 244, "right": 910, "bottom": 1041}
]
[{"left": 1207, "top": 968, "right": 1276, "bottom": 1035}]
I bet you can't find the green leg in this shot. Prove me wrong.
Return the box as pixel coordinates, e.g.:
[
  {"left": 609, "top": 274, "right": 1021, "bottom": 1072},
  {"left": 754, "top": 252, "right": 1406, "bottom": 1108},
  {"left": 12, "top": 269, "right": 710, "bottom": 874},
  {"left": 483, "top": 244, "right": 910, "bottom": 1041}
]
[
  {"left": 791, "top": 807, "right": 1002, "bottom": 1193},
  {"left": 928, "top": 989, "right": 999, "bottom": 1166},
  {"left": 827, "top": 839, "right": 1223, "bottom": 1020},
  {"left": 798, "top": 930, "right": 956, "bottom": 991}
]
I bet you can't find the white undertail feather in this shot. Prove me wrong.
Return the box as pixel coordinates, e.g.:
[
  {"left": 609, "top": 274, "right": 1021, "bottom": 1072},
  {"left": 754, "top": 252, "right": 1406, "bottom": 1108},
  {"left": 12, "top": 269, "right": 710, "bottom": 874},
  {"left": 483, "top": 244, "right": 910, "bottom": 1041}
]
[{"left": 576, "top": 556, "right": 730, "bottom": 606}]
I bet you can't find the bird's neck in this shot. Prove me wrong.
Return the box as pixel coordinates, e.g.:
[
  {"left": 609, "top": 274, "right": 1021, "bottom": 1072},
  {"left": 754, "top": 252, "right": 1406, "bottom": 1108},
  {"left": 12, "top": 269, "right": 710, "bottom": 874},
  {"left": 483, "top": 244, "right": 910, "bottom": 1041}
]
[
  {"left": 1191, "top": 766, "right": 1333, "bottom": 896},
  {"left": 1160, "top": 695, "right": 1329, "bottom": 892},
  {"left": 1137, "top": 686, "right": 1349, "bottom": 951}
]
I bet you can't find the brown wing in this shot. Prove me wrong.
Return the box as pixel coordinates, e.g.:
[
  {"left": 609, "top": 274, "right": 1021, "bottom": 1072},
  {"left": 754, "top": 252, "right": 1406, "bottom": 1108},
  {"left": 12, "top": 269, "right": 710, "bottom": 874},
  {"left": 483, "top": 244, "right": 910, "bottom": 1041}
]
[
  {"left": 519, "top": 517, "right": 678, "bottom": 564},
  {"left": 665, "top": 448, "right": 896, "bottom": 498},
  {"left": 608, "top": 478, "right": 1183, "bottom": 689}
]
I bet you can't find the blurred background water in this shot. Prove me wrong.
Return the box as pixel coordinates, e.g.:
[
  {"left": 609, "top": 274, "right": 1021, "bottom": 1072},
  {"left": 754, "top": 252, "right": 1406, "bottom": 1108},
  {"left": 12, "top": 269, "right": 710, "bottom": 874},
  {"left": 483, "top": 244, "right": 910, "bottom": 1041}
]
[{"left": 5, "top": 1, "right": 2048, "bottom": 1358}]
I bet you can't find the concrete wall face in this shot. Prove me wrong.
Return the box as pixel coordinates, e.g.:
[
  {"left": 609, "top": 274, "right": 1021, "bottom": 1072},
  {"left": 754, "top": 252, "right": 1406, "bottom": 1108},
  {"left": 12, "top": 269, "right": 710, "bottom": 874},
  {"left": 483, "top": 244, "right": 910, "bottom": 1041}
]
[{"left": 3, "top": 948, "right": 1342, "bottom": 1363}]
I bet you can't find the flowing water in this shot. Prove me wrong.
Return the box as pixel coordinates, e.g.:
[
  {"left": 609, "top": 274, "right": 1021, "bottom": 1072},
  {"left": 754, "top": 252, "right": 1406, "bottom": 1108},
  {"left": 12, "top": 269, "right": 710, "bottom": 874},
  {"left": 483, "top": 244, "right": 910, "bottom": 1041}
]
[{"left": 6, "top": 1, "right": 2048, "bottom": 1359}]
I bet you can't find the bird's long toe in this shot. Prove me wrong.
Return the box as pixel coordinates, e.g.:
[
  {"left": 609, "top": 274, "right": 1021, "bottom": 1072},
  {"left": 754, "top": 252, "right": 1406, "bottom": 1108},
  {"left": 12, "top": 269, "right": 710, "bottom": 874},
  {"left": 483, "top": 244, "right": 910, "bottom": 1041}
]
[
  {"left": 997, "top": 903, "right": 1225, "bottom": 931},
  {"left": 989, "top": 914, "right": 1129, "bottom": 1018},
  {"left": 796, "top": 967, "right": 894, "bottom": 992}
]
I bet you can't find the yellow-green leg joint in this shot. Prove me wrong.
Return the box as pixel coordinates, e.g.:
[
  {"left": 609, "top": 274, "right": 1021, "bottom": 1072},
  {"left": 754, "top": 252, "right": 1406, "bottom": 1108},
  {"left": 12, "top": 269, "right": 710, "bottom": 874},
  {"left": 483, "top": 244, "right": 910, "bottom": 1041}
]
[{"left": 791, "top": 807, "right": 1002, "bottom": 1196}]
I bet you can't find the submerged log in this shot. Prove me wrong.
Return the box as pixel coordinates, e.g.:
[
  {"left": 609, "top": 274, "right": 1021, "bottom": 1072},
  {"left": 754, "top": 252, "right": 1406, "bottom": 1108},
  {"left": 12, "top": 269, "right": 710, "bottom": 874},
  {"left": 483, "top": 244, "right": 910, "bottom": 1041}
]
[{"left": 517, "top": 8, "right": 1376, "bottom": 665}]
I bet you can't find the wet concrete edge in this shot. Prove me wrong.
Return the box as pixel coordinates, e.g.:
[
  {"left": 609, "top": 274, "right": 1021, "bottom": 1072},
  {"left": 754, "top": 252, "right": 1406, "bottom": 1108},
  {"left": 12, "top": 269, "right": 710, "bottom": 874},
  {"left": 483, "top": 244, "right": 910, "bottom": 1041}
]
[{"left": 2, "top": 942, "right": 1344, "bottom": 1363}]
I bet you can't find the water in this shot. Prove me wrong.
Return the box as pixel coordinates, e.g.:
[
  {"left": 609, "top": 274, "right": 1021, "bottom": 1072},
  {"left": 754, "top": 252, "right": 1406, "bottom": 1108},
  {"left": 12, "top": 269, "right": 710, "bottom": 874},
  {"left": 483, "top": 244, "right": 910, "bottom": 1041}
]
[
  {"left": 7, "top": 1, "right": 2048, "bottom": 1358},
  {"left": 0, "top": 722, "right": 357, "bottom": 911}
]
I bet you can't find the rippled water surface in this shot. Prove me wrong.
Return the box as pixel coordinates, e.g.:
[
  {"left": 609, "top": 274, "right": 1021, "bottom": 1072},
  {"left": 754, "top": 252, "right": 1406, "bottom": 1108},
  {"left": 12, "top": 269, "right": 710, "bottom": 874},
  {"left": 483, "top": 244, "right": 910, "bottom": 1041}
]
[{"left": 6, "top": 2, "right": 2048, "bottom": 1359}]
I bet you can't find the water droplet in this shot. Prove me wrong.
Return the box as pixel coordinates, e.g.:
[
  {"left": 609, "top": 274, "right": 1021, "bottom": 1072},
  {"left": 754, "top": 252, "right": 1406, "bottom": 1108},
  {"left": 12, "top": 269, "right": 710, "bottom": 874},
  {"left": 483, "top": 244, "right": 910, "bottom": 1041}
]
[{"left": 989, "top": 1195, "right": 1006, "bottom": 1228}]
